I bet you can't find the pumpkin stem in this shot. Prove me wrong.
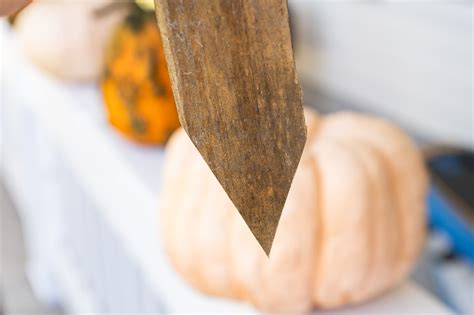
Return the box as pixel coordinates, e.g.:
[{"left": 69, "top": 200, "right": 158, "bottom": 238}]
[
  {"left": 124, "top": 4, "right": 156, "bottom": 33},
  {"left": 92, "top": 2, "right": 132, "bottom": 19}
]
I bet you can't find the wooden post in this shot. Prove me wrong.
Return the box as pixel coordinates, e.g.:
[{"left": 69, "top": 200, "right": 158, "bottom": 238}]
[{"left": 155, "top": 0, "right": 306, "bottom": 255}]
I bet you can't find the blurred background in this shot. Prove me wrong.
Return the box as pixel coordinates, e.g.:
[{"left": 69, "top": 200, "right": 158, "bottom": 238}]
[{"left": 0, "top": 0, "right": 472, "bottom": 314}]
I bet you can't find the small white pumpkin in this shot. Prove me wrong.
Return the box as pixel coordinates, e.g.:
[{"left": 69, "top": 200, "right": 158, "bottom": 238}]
[{"left": 14, "top": 0, "right": 129, "bottom": 82}]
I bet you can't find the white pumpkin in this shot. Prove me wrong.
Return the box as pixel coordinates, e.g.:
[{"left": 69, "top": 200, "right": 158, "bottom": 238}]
[
  {"left": 14, "top": 0, "right": 129, "bottom": 82},
  {"left": 159, "top": 109, "right": 428, "bottom": 313}
]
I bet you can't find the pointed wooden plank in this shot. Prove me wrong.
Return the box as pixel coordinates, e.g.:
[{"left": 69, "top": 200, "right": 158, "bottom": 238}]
[{"left": 154, "top": 0, "right": 306, "bottom": 255}]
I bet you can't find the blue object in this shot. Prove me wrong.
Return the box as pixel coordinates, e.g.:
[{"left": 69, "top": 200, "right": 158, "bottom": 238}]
[{"left": 428, "top": 185, "right": 474, "bottom": 264}]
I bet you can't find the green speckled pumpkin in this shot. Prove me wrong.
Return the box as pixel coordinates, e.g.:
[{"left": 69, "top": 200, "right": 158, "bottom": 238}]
[{"left": 101, "top": 6, "right": 179, "bottom": 145}]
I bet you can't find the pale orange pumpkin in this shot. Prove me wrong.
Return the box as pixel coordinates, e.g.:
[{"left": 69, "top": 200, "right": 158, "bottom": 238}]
[{"left": 159, "top": 109, "right": 428, "bottom": 313}]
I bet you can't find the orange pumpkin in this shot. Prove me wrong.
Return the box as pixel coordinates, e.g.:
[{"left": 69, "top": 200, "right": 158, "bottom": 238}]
[
  {"left": 159, "top": 109, "right": 428, "bottom": 312},
  {"left": 101, "top": 6, "right": 179, "bottom": 145}
]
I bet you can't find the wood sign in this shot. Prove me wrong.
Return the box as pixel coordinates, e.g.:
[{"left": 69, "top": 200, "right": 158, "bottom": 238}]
[{"left": 154, "top": 0, "right": 306, "bottom": 255}]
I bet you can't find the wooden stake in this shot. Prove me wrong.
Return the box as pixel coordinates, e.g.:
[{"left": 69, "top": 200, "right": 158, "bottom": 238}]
[{"left": 155, "top": 0, "right": 306, "bottom": 255}]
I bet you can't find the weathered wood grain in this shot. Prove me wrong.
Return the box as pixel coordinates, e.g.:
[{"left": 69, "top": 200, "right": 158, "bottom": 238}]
[{"left": 154, "top": 0, "right": 306, "bottom": 255}]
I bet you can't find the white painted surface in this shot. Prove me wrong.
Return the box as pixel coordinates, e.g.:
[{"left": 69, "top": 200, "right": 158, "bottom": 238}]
[{"left": 290, "top": 1, "right": 472, "bottom": 147}]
